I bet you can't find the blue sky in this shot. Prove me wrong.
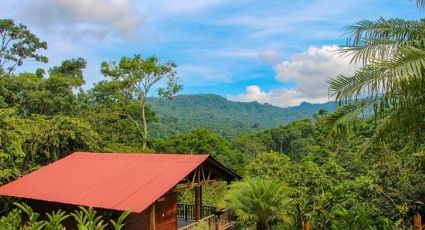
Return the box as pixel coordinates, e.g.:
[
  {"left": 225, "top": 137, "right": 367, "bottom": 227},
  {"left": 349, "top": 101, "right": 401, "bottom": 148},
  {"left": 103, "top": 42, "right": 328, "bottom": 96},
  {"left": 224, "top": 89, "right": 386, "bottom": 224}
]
[{"left": 1, "top": 0, "right": 421, "bottom": 107}]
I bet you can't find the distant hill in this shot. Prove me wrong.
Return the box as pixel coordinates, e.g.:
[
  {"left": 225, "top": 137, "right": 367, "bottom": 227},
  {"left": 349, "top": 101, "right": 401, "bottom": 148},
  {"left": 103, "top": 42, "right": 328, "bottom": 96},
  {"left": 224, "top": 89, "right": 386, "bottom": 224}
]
[{"left": 148, "top": 94, "right": 335, "bottom": 137}]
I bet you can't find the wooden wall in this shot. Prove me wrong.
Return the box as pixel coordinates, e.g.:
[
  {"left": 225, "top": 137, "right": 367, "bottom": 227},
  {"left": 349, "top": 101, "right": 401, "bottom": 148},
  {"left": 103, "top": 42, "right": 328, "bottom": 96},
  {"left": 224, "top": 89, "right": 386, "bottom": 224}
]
[
  {"left": 124, "top": 191, "right": 177, "bottom": 230},
  {"left": 25, "top": 191, "right": 177, "bottom": 230},
  {"left": 125, "top": 209, "right": 150, "bottom": 230},
  {"left": 155, "top": 192, "right": 177, "bottom": 230}
]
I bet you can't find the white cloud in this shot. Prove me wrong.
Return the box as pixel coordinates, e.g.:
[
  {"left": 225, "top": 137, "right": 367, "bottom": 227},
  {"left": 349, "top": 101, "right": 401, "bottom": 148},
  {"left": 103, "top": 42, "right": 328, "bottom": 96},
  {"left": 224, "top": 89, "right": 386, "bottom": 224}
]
[
  {"left": 19, "top": 0, "right": 142, "bottom": 39},
  {"left": 229, "top": 45, "right": 359, "bottom": 107},
  {"left": 275, "top": 45, "right": 359, "bottom": 99},
  {"left": 229, "top": 85, "right": 329, "bottom": 107},
  {"left": 259, "top": 50, "right": 280, "bottom": 64}
]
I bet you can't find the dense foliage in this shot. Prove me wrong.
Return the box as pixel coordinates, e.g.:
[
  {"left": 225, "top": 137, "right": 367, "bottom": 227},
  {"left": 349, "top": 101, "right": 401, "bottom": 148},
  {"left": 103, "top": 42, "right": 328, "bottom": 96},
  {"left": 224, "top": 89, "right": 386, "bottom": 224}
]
[
  {"left": 149, "top": 94, "right": 335, "bottom": 138},
  {"left": 0, "top": 1, "right": 424, "bottom": 228}
]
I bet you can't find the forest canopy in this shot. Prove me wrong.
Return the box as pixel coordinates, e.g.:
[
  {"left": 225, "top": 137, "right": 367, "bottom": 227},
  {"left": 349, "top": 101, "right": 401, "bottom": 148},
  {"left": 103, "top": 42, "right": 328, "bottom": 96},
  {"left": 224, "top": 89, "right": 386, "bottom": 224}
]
[{"left": 0, "top": 0, "right": 425, "bottom": 228}]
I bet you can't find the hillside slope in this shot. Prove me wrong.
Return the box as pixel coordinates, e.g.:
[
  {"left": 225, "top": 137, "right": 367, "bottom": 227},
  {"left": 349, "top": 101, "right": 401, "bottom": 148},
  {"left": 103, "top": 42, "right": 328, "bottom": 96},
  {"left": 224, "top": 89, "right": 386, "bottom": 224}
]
[{"left": 149, "top": 94, "right": 335, "bottom": 137}]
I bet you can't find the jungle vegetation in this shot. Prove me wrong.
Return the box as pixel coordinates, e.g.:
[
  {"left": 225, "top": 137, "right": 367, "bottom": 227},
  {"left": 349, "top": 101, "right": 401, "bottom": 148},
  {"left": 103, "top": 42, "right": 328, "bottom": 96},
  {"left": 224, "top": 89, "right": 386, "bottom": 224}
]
[{"left": 0, "top": 0, "right": 425, "bottom": 229}]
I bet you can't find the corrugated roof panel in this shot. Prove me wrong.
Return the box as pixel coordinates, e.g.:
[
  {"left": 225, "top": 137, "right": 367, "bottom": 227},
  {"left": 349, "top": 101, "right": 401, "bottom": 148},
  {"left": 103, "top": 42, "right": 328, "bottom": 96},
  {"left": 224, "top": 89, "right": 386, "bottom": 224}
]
[{"left": 0, "top": 152, "right": 209, "bottom": 212}]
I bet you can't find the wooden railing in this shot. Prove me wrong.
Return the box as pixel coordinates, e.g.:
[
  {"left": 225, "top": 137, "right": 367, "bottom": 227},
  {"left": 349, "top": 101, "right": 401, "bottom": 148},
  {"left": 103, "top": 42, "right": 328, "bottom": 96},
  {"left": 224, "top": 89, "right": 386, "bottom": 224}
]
[
  {"left": 216, "top": 209, "right": 233, "bottom": 229},
  {"left": 177, "top": 206, "right": 234, "bottom": 230},
  {"left": 179, "top": 214, "right": 216, "bottom": 230},
  {"left": 177, "top": 203, "right": 217, "bottom": 220}
]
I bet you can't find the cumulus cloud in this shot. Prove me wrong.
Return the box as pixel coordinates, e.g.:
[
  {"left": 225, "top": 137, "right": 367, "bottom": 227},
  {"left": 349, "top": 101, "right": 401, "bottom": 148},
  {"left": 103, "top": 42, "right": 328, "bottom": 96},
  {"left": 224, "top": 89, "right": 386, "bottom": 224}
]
[
  {"left": 229, "top": 85, "right": 328, "bottom": 107},
  {"left": 275, "top": 45, "right": 358, "bottom": 98},
  {"left": 229, "top": 45, "right": 359, "bottom": 107},
  {"left": 20, "top": 0, "right": 142, "bottom": 39},
  {"left": 259, "top": 50, "right": 280, "bottom": 64}
]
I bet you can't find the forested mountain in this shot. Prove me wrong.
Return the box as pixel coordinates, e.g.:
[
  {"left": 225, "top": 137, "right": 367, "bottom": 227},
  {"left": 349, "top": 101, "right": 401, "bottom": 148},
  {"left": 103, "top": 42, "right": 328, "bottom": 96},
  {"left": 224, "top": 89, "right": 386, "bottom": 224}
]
[{"left": 149, "top": 94, "right": 335, "bottom": 137}]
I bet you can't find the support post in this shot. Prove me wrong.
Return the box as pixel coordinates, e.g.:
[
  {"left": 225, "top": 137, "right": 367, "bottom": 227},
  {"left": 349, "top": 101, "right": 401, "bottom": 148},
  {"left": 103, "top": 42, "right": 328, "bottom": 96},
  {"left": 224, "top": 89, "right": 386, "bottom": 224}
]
[
  {"left": 216, "top": 214, "right": 222, "bottom": 230},
  {"left": 150, "top": 203, "right": 156, "bottom": 230},
  {"left": 303, "top": 214, "right": 310, "bottom": 230},
  {"left": 414, "top": 212, "right": 422, "bottom": 230},
  {"left": 414, "top": 201, "right": 423, "bottom": 230},
  {"left": 195, "top": 185, "right": 202, "bottom": 220},
  {"left": 195, "top": 168, "right": 203, "bottom": 221}
]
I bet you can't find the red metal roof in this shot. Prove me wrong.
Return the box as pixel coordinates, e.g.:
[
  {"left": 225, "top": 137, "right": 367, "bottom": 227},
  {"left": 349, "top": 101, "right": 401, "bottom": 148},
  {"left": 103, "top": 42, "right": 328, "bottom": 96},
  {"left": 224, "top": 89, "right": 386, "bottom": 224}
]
[{"left": 0, "top": 152, "right": 209, "bottom": 212}]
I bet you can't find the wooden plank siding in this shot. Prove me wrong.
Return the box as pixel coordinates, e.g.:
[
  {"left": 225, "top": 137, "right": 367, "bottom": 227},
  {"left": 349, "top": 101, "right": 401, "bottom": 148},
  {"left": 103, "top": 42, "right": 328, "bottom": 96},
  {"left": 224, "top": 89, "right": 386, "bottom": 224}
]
[{"left": 25, "top": 191, "right": 177, "bottom": 230}]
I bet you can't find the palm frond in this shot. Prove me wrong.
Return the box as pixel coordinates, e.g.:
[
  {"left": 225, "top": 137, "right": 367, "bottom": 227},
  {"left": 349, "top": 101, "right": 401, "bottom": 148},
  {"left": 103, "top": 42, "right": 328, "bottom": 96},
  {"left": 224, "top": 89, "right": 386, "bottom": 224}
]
[
  {"left": 376, "top": 42, "right": 425, "bottom": 79},
  {"left": 328, "top": 67, "right": 387, "bottom": 103},
  {"left": 328, "top": 2, "right": 425, "bottom": 143},
  {"left": 416, "top": 0, "right": 425, "bottom": 9},
  {"left": 343, "top": 18, "right": 425, "bottom": 64},
  {"left": 346, "top": 18, "right": 424, "bottom": 46},
  {"left": 324, "top": 99, "right": 377, "bottom": 137},
  {"left": 363, "top": 93, "right": 425, "bottom": 151},
  {"left": 339, "top": 39, "right": 399, "bottom": 65}
]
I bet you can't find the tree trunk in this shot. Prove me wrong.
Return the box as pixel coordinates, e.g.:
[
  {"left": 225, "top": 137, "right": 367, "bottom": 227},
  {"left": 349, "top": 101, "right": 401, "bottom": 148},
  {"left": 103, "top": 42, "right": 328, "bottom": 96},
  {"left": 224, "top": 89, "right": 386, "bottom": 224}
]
[
  {"left": 256, "top": 221, "right": 269, "bottom": 230},
  {"left": 140, "top": 99, "right": 148, "bottom": 149},
  {"left": 296, "top": 204, "right": 303, "bottom": 230}
]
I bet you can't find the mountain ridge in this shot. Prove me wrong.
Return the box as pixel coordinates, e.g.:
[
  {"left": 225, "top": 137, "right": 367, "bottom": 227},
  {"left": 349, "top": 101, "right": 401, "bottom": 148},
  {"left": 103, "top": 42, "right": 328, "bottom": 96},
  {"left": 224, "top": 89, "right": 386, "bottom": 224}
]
[{"left": 148, "top": 94, "right": 335, "bottom": 137}]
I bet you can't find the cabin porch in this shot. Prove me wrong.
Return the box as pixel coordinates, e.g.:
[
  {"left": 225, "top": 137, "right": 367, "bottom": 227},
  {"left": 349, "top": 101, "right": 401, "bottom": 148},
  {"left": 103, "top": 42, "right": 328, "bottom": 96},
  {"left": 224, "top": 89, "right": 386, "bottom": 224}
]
[
  {"left": 173, "top": 161, "right": 237, "bottom": 230},
  {"left": 176, "top": 204, "right": 234, "bottom": 230}
]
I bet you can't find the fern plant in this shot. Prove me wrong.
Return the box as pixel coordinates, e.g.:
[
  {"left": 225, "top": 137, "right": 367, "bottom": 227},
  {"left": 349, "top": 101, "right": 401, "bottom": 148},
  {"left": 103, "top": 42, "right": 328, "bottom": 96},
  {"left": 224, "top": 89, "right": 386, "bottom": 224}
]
[
  {"left": 109, "top": 211, "right": 130, "bottom": 230},
  {"left": 9, "top": 203, "right": 130, "bottom": 230},
  {"left": 71, "top": 207, "right": 131, "bottom": 230},
  {"left": 70, "top": 207, "right": 108, "bottom": 230},
  {"left": 0, "top": 208, "right": 22, "bottom": 230},
  {"left": 44, "top": 210, "right": 70, "bottom": 230},
  {"left": 14, "top": 202, "right": 46, "bottom": 230}
]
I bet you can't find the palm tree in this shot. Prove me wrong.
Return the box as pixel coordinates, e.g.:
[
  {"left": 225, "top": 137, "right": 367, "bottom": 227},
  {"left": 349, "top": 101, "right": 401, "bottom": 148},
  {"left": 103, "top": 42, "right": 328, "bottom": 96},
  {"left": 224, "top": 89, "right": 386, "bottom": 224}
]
[
  {"left": 222, "top": 179, "right": 290, "bottom": 230},
  {"left": 326, "top": 0, "right": 425, "bottom": 146}
]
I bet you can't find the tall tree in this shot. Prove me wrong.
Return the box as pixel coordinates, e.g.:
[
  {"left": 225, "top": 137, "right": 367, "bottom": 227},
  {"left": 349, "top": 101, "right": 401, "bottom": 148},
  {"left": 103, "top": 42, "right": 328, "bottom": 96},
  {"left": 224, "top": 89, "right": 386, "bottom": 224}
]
[
  {"left": 0, "top": 19, "right": 48, "bottom": 75},
  {"left": 82, "top": 80, "right": 159, "bottom": 152},
  {"left": 101, "top": 55, "right": 182, "bottom": 148},
  {"left": 49, "top": 57, "right": 86, "bottom": 83}
]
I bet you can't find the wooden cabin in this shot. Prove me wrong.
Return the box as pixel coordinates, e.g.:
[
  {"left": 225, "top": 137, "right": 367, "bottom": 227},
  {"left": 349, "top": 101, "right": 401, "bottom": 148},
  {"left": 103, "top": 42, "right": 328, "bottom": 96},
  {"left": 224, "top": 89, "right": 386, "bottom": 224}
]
[{"left": 0, "top": 152, "right": 240, "bottom": 230}]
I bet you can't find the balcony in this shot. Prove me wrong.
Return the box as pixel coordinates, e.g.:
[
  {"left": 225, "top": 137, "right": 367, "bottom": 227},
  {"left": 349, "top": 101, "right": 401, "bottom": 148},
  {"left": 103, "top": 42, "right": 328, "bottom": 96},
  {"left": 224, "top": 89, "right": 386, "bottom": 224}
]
[{"left": 177, "top": 204, "right": 235, "bottom": 230}]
